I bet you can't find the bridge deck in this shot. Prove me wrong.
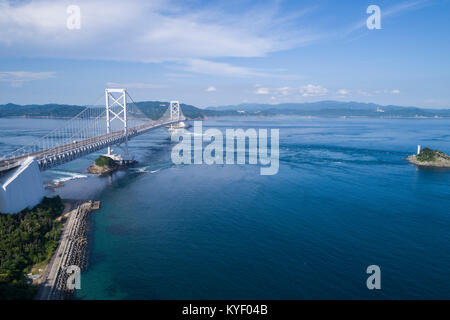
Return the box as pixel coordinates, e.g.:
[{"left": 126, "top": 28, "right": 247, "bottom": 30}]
[{"left": 0, "top": 119, "right": 181, "bottom": 173}]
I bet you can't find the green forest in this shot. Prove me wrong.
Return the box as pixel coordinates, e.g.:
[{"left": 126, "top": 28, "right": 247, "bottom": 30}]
[{"left": 0, "top": 196, "right": 64, "bottom": 300}]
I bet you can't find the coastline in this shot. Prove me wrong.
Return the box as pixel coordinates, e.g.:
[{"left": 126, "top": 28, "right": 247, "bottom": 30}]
[
  {"left": 407, "top": 155, "right": 450, "bottom": 168},
  {"left": 35, "top": 200, "right": 99, "bottom": 300}
]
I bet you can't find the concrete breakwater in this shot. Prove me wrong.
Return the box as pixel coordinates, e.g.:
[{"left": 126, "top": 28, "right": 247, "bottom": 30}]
[{"left": 36, "top": 200, "right": 99, "bottom": 300}]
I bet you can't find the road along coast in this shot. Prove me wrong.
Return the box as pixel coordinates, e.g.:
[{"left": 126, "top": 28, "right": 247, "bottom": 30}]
[{"left": 35, "top": 200, "right": 100, "bottom": 300}]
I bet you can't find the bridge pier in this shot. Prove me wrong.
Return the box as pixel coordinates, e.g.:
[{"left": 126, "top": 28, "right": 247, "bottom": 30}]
[{"left": 0, "top": 157, "right": 44, "bottom": 214}]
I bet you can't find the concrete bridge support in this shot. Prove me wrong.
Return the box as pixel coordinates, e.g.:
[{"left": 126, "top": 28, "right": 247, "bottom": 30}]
[{"left": 0, "top": 157, "right": 44, "bottom": 214}]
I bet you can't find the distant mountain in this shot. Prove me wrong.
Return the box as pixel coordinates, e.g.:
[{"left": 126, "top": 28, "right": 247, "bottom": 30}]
[
  {"left": 132, "top": 101, "right": 205, "bottom": 119},
  {"left": 0, "top": 103, "right": 86, "bottom": 118},
  {"left": 206, "top": 101, "right": 450, "bottom": 118},
  {"left": 1, "top": 100, "right": 450, "bottom": 119},
  {"left": 0, "top": 101, "right": 208, "bottom": 120}
]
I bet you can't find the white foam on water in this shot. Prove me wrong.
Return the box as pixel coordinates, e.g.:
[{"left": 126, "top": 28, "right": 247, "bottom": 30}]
[
  {"left": 51, "top": 170, "right": 88, "bottom": 183},
  {"left": 129, "top": 167, "right": 161, "bottom": 174}
]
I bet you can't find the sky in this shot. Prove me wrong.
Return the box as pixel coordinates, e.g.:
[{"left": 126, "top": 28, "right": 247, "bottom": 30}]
[{"left": 0, "top": 0, "right": 449, "bottom": 108}]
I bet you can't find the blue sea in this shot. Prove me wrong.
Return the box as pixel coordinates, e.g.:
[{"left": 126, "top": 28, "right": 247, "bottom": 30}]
[{"left": 1, "top": 116, "right": 449, "bottom": 299}]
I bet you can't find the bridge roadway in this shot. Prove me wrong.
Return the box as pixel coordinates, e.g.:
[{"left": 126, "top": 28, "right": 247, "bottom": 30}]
[{"left": 0, "top": 118, "right": 181, "bottom": 173}]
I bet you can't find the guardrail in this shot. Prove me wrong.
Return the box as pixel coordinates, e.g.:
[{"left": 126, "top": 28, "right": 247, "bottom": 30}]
[{"left": 0, "top": 119, "right": 181, "bottom": 173}]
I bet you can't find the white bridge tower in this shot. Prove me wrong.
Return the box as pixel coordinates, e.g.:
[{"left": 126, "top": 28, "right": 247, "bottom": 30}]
[
  {"left": 169, "top": 100, "right": 181, "bottom": 131},
  {"left": 105, "top": 88, "right": 129, "bottom": 157},
  {"left": 169, "top": 101, "right": 181, "bottom": 122}
]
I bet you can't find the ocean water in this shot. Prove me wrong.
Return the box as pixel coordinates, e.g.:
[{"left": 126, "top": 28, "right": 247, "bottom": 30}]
[{"left": 1, "top": 117, "right": 450, "bottom": 299}]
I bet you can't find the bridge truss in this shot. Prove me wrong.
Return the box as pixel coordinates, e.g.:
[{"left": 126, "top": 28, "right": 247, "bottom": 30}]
[{"left": 0, "top": 89, "right": 185, "bottom": 172}]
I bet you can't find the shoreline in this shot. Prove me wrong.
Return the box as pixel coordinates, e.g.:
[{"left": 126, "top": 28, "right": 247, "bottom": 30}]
[
  {"left": 1, "top": 115, "right": 450, "bottom": 121},
  {"left": 407, "top": 155, "right": 450, "bottom": 168},
  {"left": 35, "top": 199, "right": 99, "bottom": 300}
]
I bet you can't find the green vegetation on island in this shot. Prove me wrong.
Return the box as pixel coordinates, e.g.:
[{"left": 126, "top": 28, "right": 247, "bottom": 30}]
[
  {"left": 94, "top": 155, "right": 116, "bottom": 168},
  {"left": 416, "top": 148, "right": 450, "bottom": 162},
  {"left": 0, "top": 196, "right": 64, "bottom": 300},
  {"left": 408, "top": 148, "right": 450, "bottom": 167},
  {"left": 88, "top": 155, "right": 118, "bottom": 174}
]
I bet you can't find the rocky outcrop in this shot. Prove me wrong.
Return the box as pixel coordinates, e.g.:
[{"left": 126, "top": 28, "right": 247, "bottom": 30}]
[
  {"left": 408, "top": 148, "right": 450, "bottom": 168},
  {"left": 87, "top": 155, "right": 137, "bottom": 175},
  {"left": 87, "top": 163, "right": 117, "bottom": 175},
  {"left": 87, "top": 155, "right": 119, "bottom": 175}
]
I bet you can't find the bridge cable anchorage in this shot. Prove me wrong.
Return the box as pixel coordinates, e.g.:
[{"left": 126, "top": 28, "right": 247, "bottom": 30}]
[{"left": 0, "top": 90, "right": 185, "bottom": 173}]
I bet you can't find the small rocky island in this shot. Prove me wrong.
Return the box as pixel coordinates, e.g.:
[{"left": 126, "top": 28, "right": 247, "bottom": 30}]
[
  {"left": 408, "top": 147, "right": 450, "bottom": 168},
  {"left": 88, "top": 155, "right": 119, "bottom": 174}
]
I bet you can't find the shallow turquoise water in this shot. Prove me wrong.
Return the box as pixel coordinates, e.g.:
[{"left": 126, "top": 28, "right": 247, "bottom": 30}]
[{"left": 1, "top": 117, "right": 449, "bottom": 299}]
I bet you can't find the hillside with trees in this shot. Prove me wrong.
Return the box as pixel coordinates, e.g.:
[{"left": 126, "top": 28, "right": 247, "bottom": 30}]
[
  {"left": 2, "top": 100, "right": 450, "bottom": 119},
  {"left": 0, "top": 196, "right": 64, "bottom": 300}
]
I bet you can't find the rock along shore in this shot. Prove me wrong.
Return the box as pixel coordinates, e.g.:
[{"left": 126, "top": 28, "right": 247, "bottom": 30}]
[
  {"left": 87, "top": 163, "right": 117, "bottom": 174},
  {"left": 407, "top": 155, "right": 450, "bottom": 168},
  {"left": 35, "top": 200, "right": 99, "bottom": 300}
]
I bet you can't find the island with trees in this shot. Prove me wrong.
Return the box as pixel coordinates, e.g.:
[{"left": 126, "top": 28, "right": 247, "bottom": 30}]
[
  {"left": 408, "top": 147, "right": 450, "bottom": 168},
  {"left": 87, "top": 155, "right": 119, "bottom": 174}
]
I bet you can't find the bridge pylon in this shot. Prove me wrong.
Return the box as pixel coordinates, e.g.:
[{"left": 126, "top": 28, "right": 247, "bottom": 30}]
[
  {"left": 169, "top": 101, "right": 181, "bottom": 122},
  {"left": 105, "top": 88, "right": 129, "bottom": 157},
  {"left": 169, "top": 101, "right": 181, "bottom": 131}
]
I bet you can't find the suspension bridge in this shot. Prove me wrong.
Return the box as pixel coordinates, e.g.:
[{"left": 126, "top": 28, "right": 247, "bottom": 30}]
[
  {"left": 0, "top": 89, "right": 185, "bottom": 172},
  {"left": 0, "top": 89, "right": 186, "bottom": 213}
]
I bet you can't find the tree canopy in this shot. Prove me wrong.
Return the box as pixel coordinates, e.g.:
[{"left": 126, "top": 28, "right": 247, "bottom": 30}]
[{"left": 0, "top": 196, "right": 64, "bottom": 300}]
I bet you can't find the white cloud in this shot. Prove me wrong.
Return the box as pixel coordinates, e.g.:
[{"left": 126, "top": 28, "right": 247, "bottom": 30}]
[
  {"left": 383, "top": 0, "right": 430, "bottom": 17},
  {"left": 345, "top": 0, "right": 431, "bottom": 35},
  {"left": 106, "top": 82, "right": 166, "bottom": 89},
  {"left": 164, "top": 73, "right": 192, "bottom": 78},
  {"left": 391, "top": 89, "right": 400, "bottom": 94},
  {"left": 337, "top": 89, "right": 349, "bottom": 95},
  {"left": 0, "top": 0, "right": 318, "bottom": 64},
  {"left": 0, "top": 71, "right": 55, "bottom": 87},
  {"left": 206, "top": 86, "right": 217, "bottom": 92},
  {"left": 356, "top": 90, "right": 372, "bottom": 97},
  {"left": 253, "top": 85, "right": 330, "bottom": 98},
  {"left": 276, "top": 87, "right": 292, "bottom": 96},
  {"left": 300, "top": 84, "right": 328, "bottom": 97},
  {"left": 255, "top": 87, "right": 270, "bottom": 95},
  {"left": 182, "top": 59, "right": 265, "bottom": 77}
]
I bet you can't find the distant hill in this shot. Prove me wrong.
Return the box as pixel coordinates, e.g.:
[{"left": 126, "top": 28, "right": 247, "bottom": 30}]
[
  {"left": 1, "top": 100, "right": 450, "bottom": 119},
  {"left": 206, "top": 101, "right": 450, "bottom": 118},
  {"left": 0, "top": 102, "right": 208, "bottom": 120},
  {"left": 0, "top": 103, "right": 86, "bottom": 118},
  {"left": 132, "top": 101, "right": 206, "bottom": 119}
]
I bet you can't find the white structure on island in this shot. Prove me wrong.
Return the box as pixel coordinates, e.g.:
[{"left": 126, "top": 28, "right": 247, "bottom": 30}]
[
  {"left": 417, "top": 145, "right": 421, "bottom": 155},
  {"left": 0, "top": 157, "right": 44, "bottom": 214}
]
